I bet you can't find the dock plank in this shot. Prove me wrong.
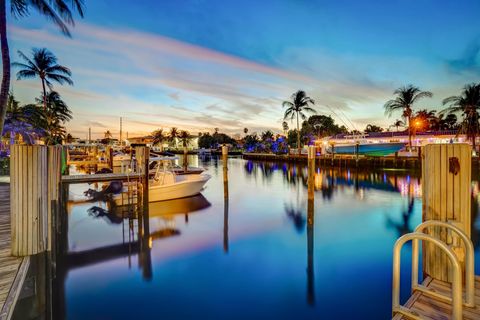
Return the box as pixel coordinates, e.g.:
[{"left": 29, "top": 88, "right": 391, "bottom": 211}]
[
  {"left": 0, "top": 184, "right": 23, "bottom": 317},
  {"left": 393, "top": 276, "right": 480, "bottom": 319},
  {"left": 62, "top": 172, "right": 144, "bottom": 184}
]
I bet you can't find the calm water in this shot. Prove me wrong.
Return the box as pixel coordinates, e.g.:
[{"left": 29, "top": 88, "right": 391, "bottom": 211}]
[{"left": 14, "top": 156, "right": 480, "bottom": 319}]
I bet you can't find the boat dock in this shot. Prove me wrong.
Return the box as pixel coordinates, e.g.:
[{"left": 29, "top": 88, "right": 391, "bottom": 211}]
[
  {"left": 393, "top": 276, "right": 480, "bottom": 319},
  {"left": 0, "top": 184, "right": 28, "bottom": 320}
]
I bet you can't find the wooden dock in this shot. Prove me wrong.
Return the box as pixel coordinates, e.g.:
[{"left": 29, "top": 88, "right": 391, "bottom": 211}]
[
  {"left": 61, "top": 172, "right": 144, "bottom": 184},
  {"left": 393, "top": 276, "right": 480, "bottom": 319},
  {"left": 0, "top": 184, "right": 25, "bottom": 320}
]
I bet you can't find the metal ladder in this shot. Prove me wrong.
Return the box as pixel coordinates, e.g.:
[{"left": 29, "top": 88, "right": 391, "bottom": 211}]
[{"left": 392, "top": 220, "right": 475, "bottom": 320}]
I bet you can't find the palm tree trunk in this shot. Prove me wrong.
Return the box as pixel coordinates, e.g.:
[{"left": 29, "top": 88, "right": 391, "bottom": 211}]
[
  {"left": 0, "top": 0, "right": 10, "bottom": 138},
  {"left": 296, "top": 112, "right": 300, "bottom": 155},
  {"left": 41, "top": 78, "right": 47, "bottom": 110}
]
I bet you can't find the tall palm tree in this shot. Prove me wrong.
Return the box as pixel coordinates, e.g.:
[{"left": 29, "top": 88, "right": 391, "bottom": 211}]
[
  {"left": 442, "top": 83, "right": 480, "bottom": 152},
  {"left": 169, "top": 127, "right": 178, "bottom": 148},
  {"left": 13, "top": 48, "right": 73, "bottom": 110},
  {"left": 0, "top": 0, "right": 84, "bottom": 137},
  {"left": 282, "top": 90, "right": 316, "bottom": 155},
  {"left": 384, "top": 85, "right": 432, "bottom": 151},
  {"left": 152, "top": 129, "right": 167, "bottom": 151},
  {"left": 104, "top": 130, "right": 113, "bottom": 139}
]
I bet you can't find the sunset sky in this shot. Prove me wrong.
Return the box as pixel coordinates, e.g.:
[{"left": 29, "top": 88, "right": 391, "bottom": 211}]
[{"left": 8, "top": 0, "right": 480, "bottom": 139}]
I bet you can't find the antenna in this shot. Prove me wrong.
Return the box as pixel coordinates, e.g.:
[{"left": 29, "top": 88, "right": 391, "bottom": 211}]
[{"left": 120, "top": 117, "right": 123, "bottom": 146}]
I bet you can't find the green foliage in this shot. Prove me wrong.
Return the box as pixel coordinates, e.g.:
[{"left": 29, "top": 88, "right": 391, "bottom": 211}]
[
  {"left": 198, "top": 131, "right": 236, "bottom": 148},
  {"left": 306, "top": 115, "right": 346, "bottom": 137},
  {"left": 364, "top": 124, "right": 383, "bottom": 133}
]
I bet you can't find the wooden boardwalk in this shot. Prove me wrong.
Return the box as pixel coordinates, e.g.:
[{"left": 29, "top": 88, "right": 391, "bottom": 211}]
[
  {"left": 62, "top": 172, "right": 144, "bottom": 184},
  {"left": 393, "top": 276, "right": 480, "bottom": 319},
  {"left": 0, "top": 184, "right": 23, "bottom": 318}
]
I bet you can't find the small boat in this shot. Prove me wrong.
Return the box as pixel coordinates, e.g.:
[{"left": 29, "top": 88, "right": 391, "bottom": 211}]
[
  {"left": 149, "top": 156, "right": 211, "bottom": 202},
  {"left": 328, "top": 142, "right": 406, "bottom": 157}
]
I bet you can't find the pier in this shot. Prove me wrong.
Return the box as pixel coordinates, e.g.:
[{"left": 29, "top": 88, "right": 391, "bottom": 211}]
[{"left": 0, "top": 185, "right": 27, "bottom": 320}]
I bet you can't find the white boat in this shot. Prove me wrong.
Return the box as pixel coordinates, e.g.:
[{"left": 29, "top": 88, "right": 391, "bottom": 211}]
[{"left": 149, "top": 156, "right": 211, "bottom": 202}]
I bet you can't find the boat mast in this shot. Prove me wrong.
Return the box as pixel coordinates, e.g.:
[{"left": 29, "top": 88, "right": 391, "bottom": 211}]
[{"left": 120, "top": 117, "right": 123, "bottom": 146}]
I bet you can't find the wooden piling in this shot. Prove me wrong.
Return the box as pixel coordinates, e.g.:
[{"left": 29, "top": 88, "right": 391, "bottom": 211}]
[
  {"left": 135, "top": 146, "right": 150, "bottom": 207},
  {"left": 422, "top": 143, "right": 472, "bottom": 283},
  {"left": 222, "top": 145, "right": 229, "bottom": 253},
  {"left": 10, "top": 145, "right": 62, "bottom": 256}
]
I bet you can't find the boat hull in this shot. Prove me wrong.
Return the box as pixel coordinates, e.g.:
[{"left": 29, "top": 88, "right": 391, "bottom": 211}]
[
  {"left": 149, "top": 174, "right": 211, "bottom": 202},
  {"left": 331, "top": 142, "right": 405, "bottom": 156}
]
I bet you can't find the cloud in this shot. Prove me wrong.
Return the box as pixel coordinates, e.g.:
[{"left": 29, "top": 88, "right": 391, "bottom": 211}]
[
  {"left": 446, "top": 37, "right": 480, "bottom": 75},
  {"left": 10, "top": 21, "right": 474, "bottom": 137}
]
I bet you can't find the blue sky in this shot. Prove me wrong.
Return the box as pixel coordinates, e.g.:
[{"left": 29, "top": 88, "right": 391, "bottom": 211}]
[{"left": 8, "top": 0, "right": 480, "bottom": 138}]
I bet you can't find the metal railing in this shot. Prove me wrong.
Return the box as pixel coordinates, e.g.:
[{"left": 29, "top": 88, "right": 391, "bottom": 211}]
[
  {"left": 412, "top": 221, "right": 475, "bottom": 307},
  {"left": 392, "top": 232, "right": 463, "bottom": 320}
]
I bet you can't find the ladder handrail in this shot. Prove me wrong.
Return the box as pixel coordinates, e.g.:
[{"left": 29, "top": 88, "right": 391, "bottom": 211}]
[
  {"left": 412, "top": 220, "right": 475, "bottom": 307},
  {"left": 392, "top": 232, "right": 463, "bottom": 320}
]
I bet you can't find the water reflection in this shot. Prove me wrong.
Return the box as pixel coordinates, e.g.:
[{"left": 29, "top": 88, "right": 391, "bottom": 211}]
[
  {"left": 14, "top": 157, "right": 480, "bottom": 320},
  {"left": 244, "top": 160, "right": 422, "bottom": 200}
]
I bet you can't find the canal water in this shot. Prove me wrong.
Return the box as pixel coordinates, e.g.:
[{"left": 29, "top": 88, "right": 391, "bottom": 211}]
[{"left": 12, "top": 155, "right": 480, "bottom": 319}]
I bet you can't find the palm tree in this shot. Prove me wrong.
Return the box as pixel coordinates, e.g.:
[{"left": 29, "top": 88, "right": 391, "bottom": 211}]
[
  {"left": 179, "top": 130, "right": 192, "bottom": 171},
  {"left": 282, "top": 90, "right": 316, "bottom": 155},
  {"left": 169, "top": 127, "right": 178, "bottom": 148},
  {"left": 384, "top": 85, "right": 432, "bottom": 151},
  {"left": 243, "top": 127, "right": 248, "bottom": 136},
  {"left": 0, "top": 0, "right": 84, "bottom": 136},
  {"left": 392, "top": 119, "right": 405, "bottom": 132},
  {"left": 13, "top": 48, "right": 73, "bottom": 110},
  {"left": 282, "top": 121, "right": 289, "bottom": 135},
  {"left": 104, "top": 130, "right": 112, "bottom": 139},
  {"left": 442, "top": 83, "right": 480, "bottom": 152},
  {"left": 152, "top": 129, "right": 167, "bottom": 151}
]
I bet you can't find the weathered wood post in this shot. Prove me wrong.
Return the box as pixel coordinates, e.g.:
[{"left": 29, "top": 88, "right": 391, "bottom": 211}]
[
  {"left": 10, "top": 145, "right": 62, "bottom": 256},
  {"left": 222, "top": 144, "right": 229, "bottom": 253},
  {"left": 107, "top": 146, "right": 113, "bottom": 169},
  {"left": 135, "top": 146, "right": 150, "bottom": 207},
  {"left": 422, "top": 143, "right": 471, "bottom": 283},
  {"left": 307, "top": 145, "right": 315, "bottom": 305}
]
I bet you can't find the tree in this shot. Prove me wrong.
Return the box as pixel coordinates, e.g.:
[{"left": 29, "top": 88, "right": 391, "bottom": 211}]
[
  {"left": 364, "top": 124, "right": 383, "bottom": 133},
  {"left": 282, "top": 121, "right": 289, "bottom": 134},
  {"left": 307, "top": 115, "right": 344, "bottom": 137},
  {"left": 104, "top": 130, "right": 112, "bottom": 139},
  {"left": 36, "top": 91, "right": 72, "bottom": 144},
  {"left": 0, "top": 0, "right": 84, "bottom": 139},
  {"left": 179, "top": 130, "right": 192, "bottom": 171},
  {"left": 391, "top": 119, "right": 405, "bottom": 132},
  {"left": 442, "top": 83, "right": 480, "bottom": 152},
  {"left": 152, "top": 129, "right": 167, "bottom": 151},
  {"left": 261, "top": 130, "right": 274, "bottom": 141},
  {"left": 243, "top": 127, "right": 248, "bottom": 136},
  {"left": 169, "top": 127, "right": 178, "bottom": 148},
  {"left": 283, "top": 90, "right": 316, "bottom": 154},
  {"left": 384, "top": 85, "right": 432, "bottom": 150},
  {"left": 13, "top": 48, "right": 73, "bottom": 110}
]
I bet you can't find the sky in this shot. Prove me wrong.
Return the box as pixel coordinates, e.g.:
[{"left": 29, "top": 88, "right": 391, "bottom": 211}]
[{"left": 7, "top": 0, "right": 480, "bottom": 139}]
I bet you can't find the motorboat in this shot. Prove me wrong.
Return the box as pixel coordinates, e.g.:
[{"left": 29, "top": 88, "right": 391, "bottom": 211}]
[
  {"left": 148, "top": 156, "right": 211, "bottom": 202},
  {"left": 328, "top": 142, "right": 406, "bottom": 157}
]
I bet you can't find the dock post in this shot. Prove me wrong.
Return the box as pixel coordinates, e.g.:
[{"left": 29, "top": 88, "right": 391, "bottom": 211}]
[
  {"left": 10, "top": 145, "right": 62, "bottom": 256},
  {"left": 107, "top": 146, "right": 113, "bottom": 170},
  {"left": 222, "top": 144, "right": 229, "bottom": 253},
  {"left": 422, "top": 143, "right": 471, "bottom": 283},
  {"left": 135, "top": 146, "right": 150, "bottom": 207},
  {"left": 307, "top": 145, "right": 315, "bottom": 305}
]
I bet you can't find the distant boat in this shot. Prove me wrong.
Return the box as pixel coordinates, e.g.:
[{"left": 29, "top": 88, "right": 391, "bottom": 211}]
[{"left": 328, "top": 142, "right": 406, "bottom": 157}]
